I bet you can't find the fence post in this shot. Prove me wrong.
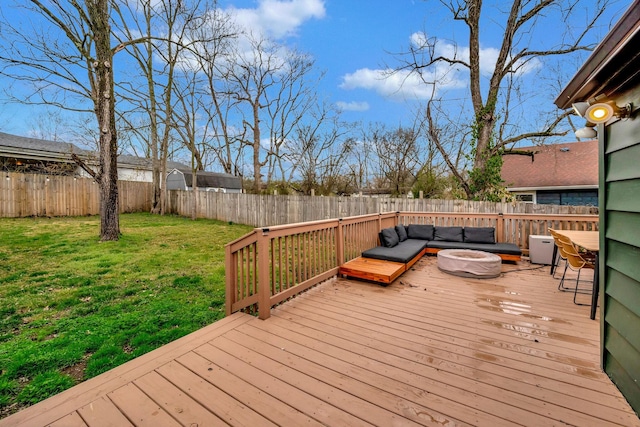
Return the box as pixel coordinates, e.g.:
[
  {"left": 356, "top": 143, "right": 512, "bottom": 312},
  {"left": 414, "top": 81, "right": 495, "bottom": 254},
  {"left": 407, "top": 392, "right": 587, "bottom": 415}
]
[
  {"left": 336, "top": 218, "right": 344, "bottom": 267},
  {"left": 257, "top": 228, "right": 271, "bottom": 320}
]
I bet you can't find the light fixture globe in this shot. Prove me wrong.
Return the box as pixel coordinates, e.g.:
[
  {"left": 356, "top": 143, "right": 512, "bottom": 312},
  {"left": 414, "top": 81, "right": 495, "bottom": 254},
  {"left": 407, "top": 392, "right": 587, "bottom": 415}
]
[
  {"left": 585, "top": 103, "right": 615, "bottom": 123},
  {"left": 575, "top": 126, "right": 597, "bottom": 139}
]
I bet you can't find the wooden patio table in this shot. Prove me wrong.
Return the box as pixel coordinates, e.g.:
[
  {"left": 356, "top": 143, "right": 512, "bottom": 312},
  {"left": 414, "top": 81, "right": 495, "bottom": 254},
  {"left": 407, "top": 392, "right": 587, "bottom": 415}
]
[{"left": 550, "top": 229, "right": 600, "bottom": 320}]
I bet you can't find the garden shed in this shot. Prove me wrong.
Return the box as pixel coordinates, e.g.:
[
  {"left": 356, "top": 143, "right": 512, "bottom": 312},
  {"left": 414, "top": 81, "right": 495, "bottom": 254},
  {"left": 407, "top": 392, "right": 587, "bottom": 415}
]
[
  {"left": 166, "top": 168, "right": 242, "bottom": 193},
  {"left": 555, "top": 0, "right": 640, "bottom": 414}
]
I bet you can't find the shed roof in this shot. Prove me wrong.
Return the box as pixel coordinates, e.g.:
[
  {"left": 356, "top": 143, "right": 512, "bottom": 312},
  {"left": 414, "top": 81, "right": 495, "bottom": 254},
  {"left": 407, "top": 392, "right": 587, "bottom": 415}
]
[{"left": 501, "top": 141, "right": 598, "bottom": 190}]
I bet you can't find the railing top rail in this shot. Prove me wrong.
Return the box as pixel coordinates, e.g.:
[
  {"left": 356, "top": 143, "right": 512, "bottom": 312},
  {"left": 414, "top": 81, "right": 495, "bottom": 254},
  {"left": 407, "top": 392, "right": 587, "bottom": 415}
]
[
  {"left": 226, "top": 229, "right": 258, "bottom": 252},
  {"left": 254, "top": 218, "right": 344, "bottom": 239},
  {"left": 500, "top": 213, "right": 599, "bottom": 220}
]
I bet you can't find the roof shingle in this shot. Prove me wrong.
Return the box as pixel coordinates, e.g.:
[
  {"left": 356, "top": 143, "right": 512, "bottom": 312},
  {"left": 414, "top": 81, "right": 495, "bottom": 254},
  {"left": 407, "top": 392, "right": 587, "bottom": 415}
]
[{"left": 501, "top": 140, "right": 598, "bottom": 189}]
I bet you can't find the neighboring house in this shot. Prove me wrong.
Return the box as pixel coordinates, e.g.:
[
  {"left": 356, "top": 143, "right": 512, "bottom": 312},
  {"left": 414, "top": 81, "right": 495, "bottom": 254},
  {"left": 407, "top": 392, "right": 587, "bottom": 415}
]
[
  {"left": 166, "top": 168, "right": 242, "bottom": 193},
  {"left": 501, "top": 140, "right": 598, "bottom": 205},
  {"left": 555, "top": 0, "right": 639, "bottom": 415},
  {"left": 0, "top": 131, "right": 188, "bottom": 182},
  {"left": 0, "top": 131, "right": 83, "bottom": 175}
]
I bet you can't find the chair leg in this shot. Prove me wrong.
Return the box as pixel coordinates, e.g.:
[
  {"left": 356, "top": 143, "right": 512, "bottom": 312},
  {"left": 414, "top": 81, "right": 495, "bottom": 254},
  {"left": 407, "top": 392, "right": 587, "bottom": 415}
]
[
  {"left": 574, "top": 269, "right": 594, "bottom": 305},
  {"left": 553, "top": 257, "right": 565, "bottom": 279},
  {"left": 558, "top": 263, "right": 569, "bottom": 291}
]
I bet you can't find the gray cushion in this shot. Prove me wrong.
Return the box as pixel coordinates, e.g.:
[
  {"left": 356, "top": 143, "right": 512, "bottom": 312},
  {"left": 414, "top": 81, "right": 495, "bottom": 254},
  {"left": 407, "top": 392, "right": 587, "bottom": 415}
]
[
  {"left": 380, "top": 227, "right": 399, "bottom": 248},
  {"left": 464, "top": 227, "right": 495, "bottom": 244},
  {"left": 426, "top": 240, "right": 522, "bottom": 255},
  {"left": 395, "top": 225, "right": 408, "bottom": 242},
  {"left": 362, "top": 239, "right": 427, "bottom": 263},
  {"left": 407, "top": 224, "right": 434, "bottom": 240},
  {"left": 434, "top": 226, "right": 464, "bottom": 242}
]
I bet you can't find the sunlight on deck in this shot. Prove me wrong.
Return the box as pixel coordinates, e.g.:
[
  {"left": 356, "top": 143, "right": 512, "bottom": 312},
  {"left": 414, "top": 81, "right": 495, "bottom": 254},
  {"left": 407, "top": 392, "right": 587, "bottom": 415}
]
[{"left": 2, "top": 258, "right": 638, "bottom": 426}]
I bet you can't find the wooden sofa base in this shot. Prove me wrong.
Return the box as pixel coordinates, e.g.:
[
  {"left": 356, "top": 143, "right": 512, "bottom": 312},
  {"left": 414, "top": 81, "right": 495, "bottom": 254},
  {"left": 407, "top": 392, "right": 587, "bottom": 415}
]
[
  {"left": 339, "top": 257, "right": 406, "bottom": 284},
  {"left": 423, "top": 247, "right": 521, "bottom": 262}
]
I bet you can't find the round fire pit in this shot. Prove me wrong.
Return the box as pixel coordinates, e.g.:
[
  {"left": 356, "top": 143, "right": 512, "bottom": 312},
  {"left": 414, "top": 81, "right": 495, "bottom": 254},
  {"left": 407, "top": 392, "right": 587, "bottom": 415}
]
[{"left": 437, "top": 249, "right": 502, "bottom": 279}]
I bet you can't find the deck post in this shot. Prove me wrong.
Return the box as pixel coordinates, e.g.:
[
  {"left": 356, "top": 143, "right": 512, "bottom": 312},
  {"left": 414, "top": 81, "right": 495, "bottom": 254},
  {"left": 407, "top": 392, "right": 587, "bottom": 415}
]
[
  {"left": 224, "top": 243, "right": 236, "bottom": 316},
  {"left": 257, "top": 228, "right": 272, "bottom": 320},
  {"left": 496, "top": 213, "right": 504, "bottom": 243},
  {"left": 336, "top": 218, "right": 344, "bottom": 267}
]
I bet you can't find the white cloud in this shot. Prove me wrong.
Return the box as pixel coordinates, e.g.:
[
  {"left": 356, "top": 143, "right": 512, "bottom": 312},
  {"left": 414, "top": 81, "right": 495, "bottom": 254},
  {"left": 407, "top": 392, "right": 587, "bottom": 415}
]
[
  {"left": 227, "top": 0, "right": 326, "bottom": 40},
  {"left": 340, "top": 32, "right": 543, "bottom": 101},
  {"left": 335, "top": 101, "right": 369, "bottom": 112},
  {"left": 411, "top": 31, "right": 541, "bottom": 77},
  {"left": 339, "top": 67, "right": 465, "bottom": 101}
]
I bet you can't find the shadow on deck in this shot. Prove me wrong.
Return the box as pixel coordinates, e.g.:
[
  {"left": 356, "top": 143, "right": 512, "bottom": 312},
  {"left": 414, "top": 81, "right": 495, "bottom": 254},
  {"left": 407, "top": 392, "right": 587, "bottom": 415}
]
[{"left": 2, "top": 258, "right": 639, "bottom": 426}]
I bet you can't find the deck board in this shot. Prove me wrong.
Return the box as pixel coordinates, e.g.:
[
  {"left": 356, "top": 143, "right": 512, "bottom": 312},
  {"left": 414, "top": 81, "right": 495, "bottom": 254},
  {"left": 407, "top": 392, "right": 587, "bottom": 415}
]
[{"left": 2, "top": 257, "right": 639, "bottom": 427}]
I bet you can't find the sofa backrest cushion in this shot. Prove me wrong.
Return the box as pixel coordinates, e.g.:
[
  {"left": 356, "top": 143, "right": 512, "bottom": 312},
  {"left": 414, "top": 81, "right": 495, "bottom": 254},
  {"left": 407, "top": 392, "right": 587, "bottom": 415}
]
[
  {"left": 407, "top": 224, "right": 434, "bottom": 241},
  {"left": 395, "top": 225, "right": 408, "bottom": 242},
  {"left": 380, "top": 227, "right": 400, "bottom": 247},
  {"left": 434, "top": 226, "right": 464, "bottom": 242},
  {"left": 463, "top": 227, "right": 495, "bottom": 244}
]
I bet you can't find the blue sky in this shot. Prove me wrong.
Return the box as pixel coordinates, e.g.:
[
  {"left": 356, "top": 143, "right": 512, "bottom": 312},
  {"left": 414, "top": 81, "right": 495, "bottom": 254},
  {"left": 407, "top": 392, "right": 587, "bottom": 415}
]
[
  {"left": 214, "top": 0, "right": 631, "bottom": 128},
  {"left": 0, "top": 0, "right": 632, "bottom": 140}
]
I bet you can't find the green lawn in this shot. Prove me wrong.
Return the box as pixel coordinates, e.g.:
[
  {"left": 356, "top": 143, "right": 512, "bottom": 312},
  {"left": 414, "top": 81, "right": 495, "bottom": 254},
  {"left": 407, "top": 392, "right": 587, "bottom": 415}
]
[{"left": 0, "top": 213, "right": 252, "bottom": 417}]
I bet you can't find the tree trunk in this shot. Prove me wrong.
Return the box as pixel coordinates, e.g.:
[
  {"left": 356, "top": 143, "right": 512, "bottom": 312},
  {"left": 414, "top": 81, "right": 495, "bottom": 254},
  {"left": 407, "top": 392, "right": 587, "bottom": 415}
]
[
  {"left": 252, "top": 102, "right": 262, "bottom": 193},
  {"left": 91, "top": 0, "right": 120, "bottom": 240}
]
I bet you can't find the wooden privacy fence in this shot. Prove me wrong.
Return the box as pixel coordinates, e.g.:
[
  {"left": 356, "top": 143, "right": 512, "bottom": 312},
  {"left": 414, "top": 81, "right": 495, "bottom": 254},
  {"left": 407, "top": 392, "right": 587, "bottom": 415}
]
[
  {"left": 0, "top": 172, "right": 153, "bottom": 217},
  {"left": 166, "top": 190, "right": 599, "bottom": 227},
  {"left": 226, "top": 211, "right": 599, "bottom": 319}
]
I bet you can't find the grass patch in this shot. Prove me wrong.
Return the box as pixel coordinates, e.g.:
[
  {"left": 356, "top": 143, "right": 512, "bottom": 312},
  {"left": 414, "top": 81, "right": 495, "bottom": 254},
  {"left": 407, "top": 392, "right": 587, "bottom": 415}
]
[{"left": 0, "top": 213, "right": 252, "bottom": 417}]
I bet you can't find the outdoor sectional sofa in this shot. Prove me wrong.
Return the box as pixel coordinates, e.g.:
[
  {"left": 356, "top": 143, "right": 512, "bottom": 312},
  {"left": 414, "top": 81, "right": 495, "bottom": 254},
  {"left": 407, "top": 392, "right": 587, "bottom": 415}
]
[
  {"left": 364, "top": 224, "right": 522, "bottom": 263},
  {"left": 339, "top": 224, "right": 521, "bottom": 284}
]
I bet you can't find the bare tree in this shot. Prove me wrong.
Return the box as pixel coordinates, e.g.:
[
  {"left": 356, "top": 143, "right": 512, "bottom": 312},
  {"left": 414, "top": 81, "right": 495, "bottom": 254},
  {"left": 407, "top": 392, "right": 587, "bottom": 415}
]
[
  {"left": 401, "top": 0, "right": 610, "bottom": 199},
  {"left": 114, "top": 0, "right": 208, "bottom": 214},
  {"left": 0, "top": 0, "right": 142, "bottom": 240},
  {"left": 366, "top": 123, "right": 422, "bottom": 196},
  {"left": 285, "top": 102, "right": 354, "bottom": 195},
  {"left": 222, "top": 34, "right": 318, "bottom": 193}
]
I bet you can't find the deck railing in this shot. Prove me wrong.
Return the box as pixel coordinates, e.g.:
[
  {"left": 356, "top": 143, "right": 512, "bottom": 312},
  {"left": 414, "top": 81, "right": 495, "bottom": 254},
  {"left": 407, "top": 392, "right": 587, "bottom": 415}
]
[{"left": 225, "top": 211, "right": 598, "bottom": 319}]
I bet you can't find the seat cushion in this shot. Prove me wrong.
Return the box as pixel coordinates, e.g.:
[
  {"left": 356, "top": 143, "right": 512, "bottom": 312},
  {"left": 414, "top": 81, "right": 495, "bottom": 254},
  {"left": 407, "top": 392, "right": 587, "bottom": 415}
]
[
  {"left": 434, "top": 226, "right": 464, "bottom": 242},
  {"left": 464, "top": 227, "right": 495, "bottom": 244},
  {"left": 380, "top": 227, "right": 400, "bottom": 248},
  {"left": 362, "top": 239, "right": 427, "bottom": 263},
  {"left": 407, "top": 224, "right": 434, "bottom": 240}
]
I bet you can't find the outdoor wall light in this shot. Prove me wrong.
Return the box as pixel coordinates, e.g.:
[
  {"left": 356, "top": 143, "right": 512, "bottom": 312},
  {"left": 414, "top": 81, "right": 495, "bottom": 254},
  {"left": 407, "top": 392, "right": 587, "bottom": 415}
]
[
  {"left": 572, "top": 101, "right": 590, "bottom": 117},
  {"left": 584, "top": 102, "right": 632, "bottom": 124}
]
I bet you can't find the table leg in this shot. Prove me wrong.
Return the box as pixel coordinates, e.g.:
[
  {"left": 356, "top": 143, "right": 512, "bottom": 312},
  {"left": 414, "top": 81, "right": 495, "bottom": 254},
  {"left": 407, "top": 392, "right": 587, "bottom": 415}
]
[
  {"left": 550, "top": 243, "right": 558, "bottom": 275},
  {"left": 590, "top": 252, "right": 599, "bottom": 320}
]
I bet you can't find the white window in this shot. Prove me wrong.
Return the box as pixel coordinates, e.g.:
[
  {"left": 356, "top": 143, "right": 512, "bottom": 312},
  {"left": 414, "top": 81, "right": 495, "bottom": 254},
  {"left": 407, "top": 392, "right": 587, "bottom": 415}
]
[{"left": 515, "top": 192, "right": 536, "bottom": 203}]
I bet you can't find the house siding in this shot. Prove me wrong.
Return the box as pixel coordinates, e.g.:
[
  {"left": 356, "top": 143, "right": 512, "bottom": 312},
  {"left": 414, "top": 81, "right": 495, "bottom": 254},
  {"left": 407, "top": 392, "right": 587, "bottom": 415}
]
[{"left": 601, "top": 109, "right": 640, "bottom": 415}]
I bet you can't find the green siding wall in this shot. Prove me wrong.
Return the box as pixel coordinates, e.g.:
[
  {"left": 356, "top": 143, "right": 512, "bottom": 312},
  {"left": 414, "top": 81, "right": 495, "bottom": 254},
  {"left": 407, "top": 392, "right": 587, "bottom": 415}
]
[{"left": 602, "top": 110, "right": 640, "bottom": 415}]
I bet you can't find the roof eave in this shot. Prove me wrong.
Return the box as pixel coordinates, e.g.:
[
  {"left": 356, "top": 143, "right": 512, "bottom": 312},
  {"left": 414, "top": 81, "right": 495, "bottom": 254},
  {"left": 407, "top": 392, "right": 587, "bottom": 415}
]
[{"left": 508, "top": 184, "right": 599, "bottom": 192}]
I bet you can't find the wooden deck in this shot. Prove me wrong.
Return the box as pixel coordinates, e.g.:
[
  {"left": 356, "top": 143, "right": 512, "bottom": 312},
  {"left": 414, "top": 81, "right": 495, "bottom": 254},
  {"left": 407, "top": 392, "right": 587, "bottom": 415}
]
[{"left": 2, "top": 258, "right": 639, "bottom": 427}]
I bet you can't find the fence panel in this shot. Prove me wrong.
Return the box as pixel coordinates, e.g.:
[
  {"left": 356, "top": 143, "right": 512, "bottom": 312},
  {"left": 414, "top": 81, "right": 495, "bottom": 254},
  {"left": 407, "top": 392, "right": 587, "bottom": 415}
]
[
  {"left": 0, "top": 172, "right": 152, "bottom": 217},
  {"left": 166, "top": 191, "right": 598, "bottom": 227}
]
